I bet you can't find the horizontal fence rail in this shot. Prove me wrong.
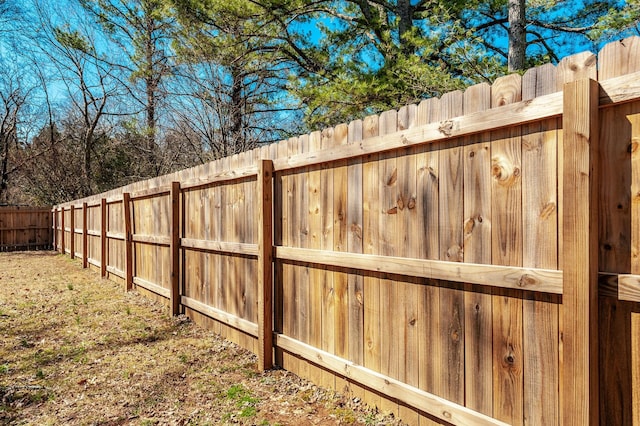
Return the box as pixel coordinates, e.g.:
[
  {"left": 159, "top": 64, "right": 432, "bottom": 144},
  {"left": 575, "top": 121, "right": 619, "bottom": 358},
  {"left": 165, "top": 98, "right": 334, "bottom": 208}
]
[{"left": 50, "top": 37, "right": 640, "bottom": 426}]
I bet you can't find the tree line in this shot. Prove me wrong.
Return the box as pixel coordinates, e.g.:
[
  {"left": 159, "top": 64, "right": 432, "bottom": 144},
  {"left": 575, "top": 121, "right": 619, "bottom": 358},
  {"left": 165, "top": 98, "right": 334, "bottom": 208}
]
[{"left": 0, "top": 0, "right": 637, "bottom": 205}]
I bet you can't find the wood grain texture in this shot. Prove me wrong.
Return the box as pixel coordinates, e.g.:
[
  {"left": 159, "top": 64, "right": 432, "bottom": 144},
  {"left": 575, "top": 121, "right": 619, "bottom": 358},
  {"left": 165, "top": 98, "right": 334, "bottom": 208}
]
[
  {"left": 378, "top": 109, "right": 400, "bottom": 415},
  {"left": 346, "top": 119, "right": 366, "bottom": 401},
  {"left": 257, "top": 160, "right": 274, "bottom": 371},
  {"left": 522, "top": 60, "right": 561, "bottom": 426},
  {"left": 307, "top": 130, "right": 323, "bottom": 385},
  {"left": 522, "top": 120, "right": 560, "bottom": 426},
  {"left": 437, "top": 91, "right": 465, "bottom": 405},
  {"left": 462, "top": 82, "right": 493, "bottom": 417},
  {"left": 271, "top": 92, "right": 564, "bottom": 173},
  {"left": 274, "top": 247, "right": 562, "bottom": 293},
  {"left": 396, "top": 104, "right": 420, "bottom": 425},
  {"left": 561, "top": 78, "right": 600, "bottom": 426},
  {"left": 275, "top": 334, "right": 510, "bottom": 426},
  {"left": 415, "top": 99, "right": 441, "bottom": 426},
  {"left": 332, "top": 123, "right": 349, "bottom": 393},
  {"left": 281, "top": 138, "right": 297, "bottom": 372},
  {"left": 491, "top": 74, "right": 524, "bottom": 426},
  {"left": 318, "top": 127, "right": 336, "bottom": 390},
  {"left": 362, "top": 113, "right": 381, "bottom": 409}
]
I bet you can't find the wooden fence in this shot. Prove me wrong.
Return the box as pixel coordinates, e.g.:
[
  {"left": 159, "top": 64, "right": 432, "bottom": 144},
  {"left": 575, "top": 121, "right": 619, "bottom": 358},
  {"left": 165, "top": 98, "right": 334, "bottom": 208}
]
[
  {"left": 52, "top": 36, "right": 640, "bottom": 425},
  {"left": 0, "top": 206, "right": 52, "bottom": 251}
]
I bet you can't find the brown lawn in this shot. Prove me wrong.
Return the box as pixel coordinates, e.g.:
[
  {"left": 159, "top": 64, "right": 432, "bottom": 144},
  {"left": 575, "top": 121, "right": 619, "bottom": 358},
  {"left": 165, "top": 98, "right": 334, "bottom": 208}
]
[{"left": 0, "top": 252, "right": 400, "bottom": 426}]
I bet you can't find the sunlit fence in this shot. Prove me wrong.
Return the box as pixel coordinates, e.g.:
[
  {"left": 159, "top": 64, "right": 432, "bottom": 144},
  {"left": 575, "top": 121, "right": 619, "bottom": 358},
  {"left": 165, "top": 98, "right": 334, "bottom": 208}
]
[{"left": 52, "top": 37, "right": 640, "bottom": 426}]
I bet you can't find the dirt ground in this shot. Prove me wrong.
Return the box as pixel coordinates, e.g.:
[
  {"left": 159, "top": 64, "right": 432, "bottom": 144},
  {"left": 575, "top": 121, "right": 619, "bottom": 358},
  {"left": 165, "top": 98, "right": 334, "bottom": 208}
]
[{"left": 0, "top": 252, "right": 402, "bottom": 426}]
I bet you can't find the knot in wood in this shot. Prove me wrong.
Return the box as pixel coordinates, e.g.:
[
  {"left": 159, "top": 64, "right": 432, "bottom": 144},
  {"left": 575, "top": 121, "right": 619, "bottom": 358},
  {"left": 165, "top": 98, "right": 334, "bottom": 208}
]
[
  {"left": 407, "top": 196, "right": 416, "bottom": 210},
  {"left": 463, "top": 218, "right": 475, "bottom": 236},
  {"left": 505, "top": 354, "right": 516, "bottom": 365},
  {"left": 438, "top": 120, "right": 454, "bottom": 137},
  {"left": 491, "top": 156, "right": 520, "bottom": 186},
  {"left": 397, "top": 196, "right": 405, "bottom": 211},
  {"left": 518, "top": 274, "right": 537, "bottom": 288}
]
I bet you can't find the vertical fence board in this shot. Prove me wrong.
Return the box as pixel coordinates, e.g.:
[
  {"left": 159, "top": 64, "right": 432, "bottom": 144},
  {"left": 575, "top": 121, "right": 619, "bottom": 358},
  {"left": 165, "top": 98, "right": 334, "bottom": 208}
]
[
  {"left": 274, "top": 139, "right": 287, "bottom": 366},
  {"left": 490, "top": 74, "right": 524, "bottom": 426},
  {"left": 346, "top": 119, "right": 366, "bottom": 401},
  {"left": 258, "top": 160, "right": 274, "bottom": 371},
  {"left": 437, "top": 91, "right": 465, "bottom": 405},
  {"left": 414, "top": 98, "right": 442, "bottom": 426},
  {"left": 282, "top": 138, "right": 298, "bottom": 374},
  {"left": 522, "top": 68, "right": 560, "bottom": 425},
  {"left": 307, "top": 131, "right": 324, "bottom": 385},
  {"left": 596, "top": 39, "right": 640, "bottom": 426},
  {"left": 378, "top": 109, "right": 399, "bottom": 415},
  {"left": 52, "top": 208, "right": 57, "bottom": 251},
  {"left": 123, "top": 193, "right": 133, "bottom": 291},
  {"left": 462, "top": 82, "right": 493, "bottom": 417},
  {"left": 298, "top": 134, "right": 312, "bottom": 382},
  {"left": 562, "top": 78, "right": 600, "bottom": 426},
  {"left": 170, "top": 182, "right": 180, "bottom": 316},
  {"left": 362, "top": 114, "right": 381, "bottom": 409},
  {"left": 82, "top": 202, "right": 88, "bottom": 268},
  {"left": 318, "top": 128, "right": 335, "bottom": 390},
  {"left": 332, "top": 123, "right": 349, "bottom": 393},
  {"left": 101, "top": 199, "right": 106, "bottom": 277},
  {"left": 70, "top": 205, "right": 75, "bottom": 259},
  {"left": 396, "top": 104, "right": 420, "bottom": 424}
]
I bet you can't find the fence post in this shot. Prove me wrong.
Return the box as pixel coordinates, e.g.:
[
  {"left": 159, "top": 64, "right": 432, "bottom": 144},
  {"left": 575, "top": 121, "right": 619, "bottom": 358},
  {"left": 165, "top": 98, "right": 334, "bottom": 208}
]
[
  {"left": 561, "top": 78, "right": 600, "bottom": 425},
  {"left": 82, "top": 202, "right": 88, "bottom": 268},
  {"left": 170, "top": 182, "right": 181, "bottom": 316},
  {"left": 257, "top": 159, "right": 274, "bottom": 371},
  {"left": 70, "top": 205, "right": 75, "bottom": 259},
  {"left": 61, "top": 208, "right": 65, "bottom": 254},
  {"left": 52, "top": 208, "right": 57, "bottom": 252},
  {"left": 123, "top": 193, "right": 133, "bottom": 291},
  {"left": 100, "top": 198, "right": 107, "bottom": 277}
]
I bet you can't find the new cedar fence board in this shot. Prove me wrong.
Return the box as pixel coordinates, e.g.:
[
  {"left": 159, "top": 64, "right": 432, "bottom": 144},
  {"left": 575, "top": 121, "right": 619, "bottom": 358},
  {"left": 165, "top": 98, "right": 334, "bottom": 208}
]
[{"left": 50, "top": 37, "right": 640, "bottom": 426}]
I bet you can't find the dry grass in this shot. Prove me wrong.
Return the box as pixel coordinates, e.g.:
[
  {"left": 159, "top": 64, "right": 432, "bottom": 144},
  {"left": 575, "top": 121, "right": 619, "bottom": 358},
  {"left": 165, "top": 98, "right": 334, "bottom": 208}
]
[{"left": 0, "top": 252, "right": 400, "bottom": 426}]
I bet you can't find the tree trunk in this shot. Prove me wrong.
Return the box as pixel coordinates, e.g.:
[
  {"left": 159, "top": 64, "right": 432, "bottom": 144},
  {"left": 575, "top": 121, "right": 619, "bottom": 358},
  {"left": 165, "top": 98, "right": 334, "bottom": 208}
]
[
  {"left": 397, "top": 0, "right": 413, "bottom": 52},
  {"left": 508, "top": 0, "right": 526, "bottom": 72},
  {"left": 0, "top": 134, "right": 9, "bottom": 204},
  {"left": 230, "top": 67, "right": 243, "bottom": 155},
  {"left": 144, "top": 13, "right": 158, "bottom": 176}
]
